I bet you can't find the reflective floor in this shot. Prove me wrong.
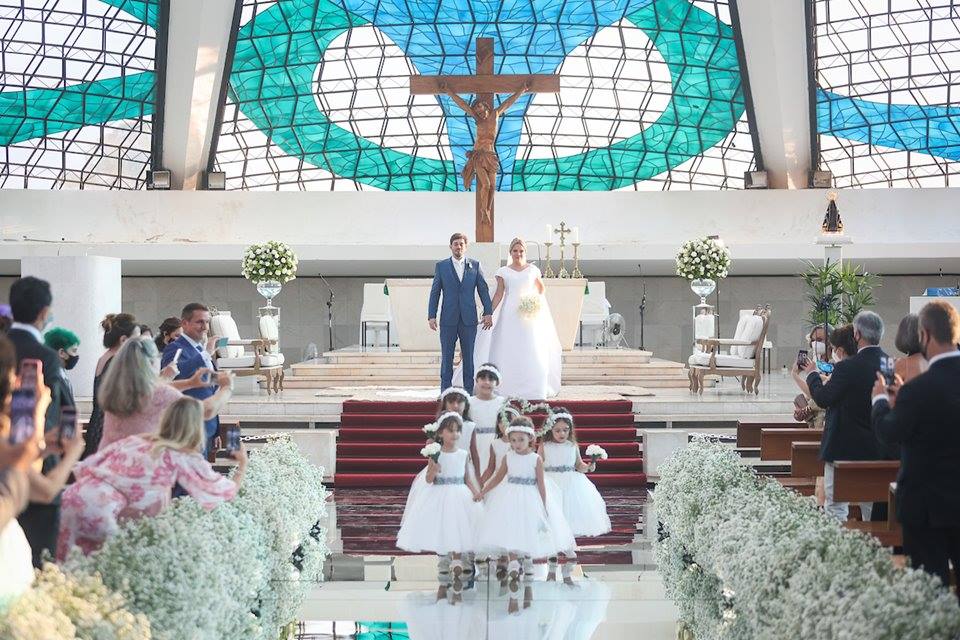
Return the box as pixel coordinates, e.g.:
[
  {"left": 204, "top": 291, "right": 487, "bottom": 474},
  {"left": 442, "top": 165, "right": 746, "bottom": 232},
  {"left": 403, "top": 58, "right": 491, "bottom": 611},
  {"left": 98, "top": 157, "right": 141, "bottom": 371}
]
[{"left": 296, "top": 488, "right": 677, "bottom": 639}]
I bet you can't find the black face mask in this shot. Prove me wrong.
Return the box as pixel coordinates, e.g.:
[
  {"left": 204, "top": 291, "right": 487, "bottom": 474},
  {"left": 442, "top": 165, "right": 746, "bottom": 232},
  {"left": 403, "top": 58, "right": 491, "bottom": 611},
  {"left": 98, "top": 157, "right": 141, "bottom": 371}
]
[{"left": 64, "top": 354, "right": 79, "bottom": 370}]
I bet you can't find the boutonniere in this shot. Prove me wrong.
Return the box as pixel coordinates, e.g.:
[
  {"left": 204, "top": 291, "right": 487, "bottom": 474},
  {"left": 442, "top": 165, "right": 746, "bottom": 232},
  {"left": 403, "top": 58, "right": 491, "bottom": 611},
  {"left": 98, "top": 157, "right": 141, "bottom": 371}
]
[{"left": 466, "top": 261, "right": 472, "bottom": 269}]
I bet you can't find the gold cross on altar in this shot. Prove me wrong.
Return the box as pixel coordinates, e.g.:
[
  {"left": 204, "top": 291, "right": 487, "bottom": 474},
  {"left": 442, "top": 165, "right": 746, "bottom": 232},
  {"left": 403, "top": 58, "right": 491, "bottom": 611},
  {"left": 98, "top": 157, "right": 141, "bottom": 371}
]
[{"left": 410, "top": 37, "right": 560, "bottom": 243}]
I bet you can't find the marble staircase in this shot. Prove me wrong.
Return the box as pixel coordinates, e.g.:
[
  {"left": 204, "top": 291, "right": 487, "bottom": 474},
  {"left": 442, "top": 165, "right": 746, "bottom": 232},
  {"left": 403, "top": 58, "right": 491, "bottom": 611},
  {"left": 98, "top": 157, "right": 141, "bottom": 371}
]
[{"left": 279, "top": 347, "right": 694, "bottom": 389}]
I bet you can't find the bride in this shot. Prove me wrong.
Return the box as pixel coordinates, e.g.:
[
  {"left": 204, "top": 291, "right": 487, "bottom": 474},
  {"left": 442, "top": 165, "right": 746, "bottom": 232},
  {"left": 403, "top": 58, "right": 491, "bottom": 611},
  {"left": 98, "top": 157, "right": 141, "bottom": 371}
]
[{"left": 470, "top": 237, "right": 561, "bottom": 399}]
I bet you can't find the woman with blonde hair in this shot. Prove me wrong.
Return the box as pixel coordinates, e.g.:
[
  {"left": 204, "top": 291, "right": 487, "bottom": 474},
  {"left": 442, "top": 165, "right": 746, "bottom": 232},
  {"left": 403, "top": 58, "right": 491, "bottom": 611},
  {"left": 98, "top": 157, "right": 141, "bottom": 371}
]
[
  {"left": 98, "top": 337, "right": 233, "bottom": 450},
  {"left": 57, "top": 396, "right": 247, "bottom": 558},
  {"left": 481, "top": 237, "right": 562, "bottom": 399}
]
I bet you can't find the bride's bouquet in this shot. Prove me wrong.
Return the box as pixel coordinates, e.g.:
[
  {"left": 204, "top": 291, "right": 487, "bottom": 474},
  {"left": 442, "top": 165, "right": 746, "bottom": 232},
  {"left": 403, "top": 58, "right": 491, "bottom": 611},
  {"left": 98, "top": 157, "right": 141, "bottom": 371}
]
[{"left": 517, "top": 294, "right": 542, "bottom": 319}]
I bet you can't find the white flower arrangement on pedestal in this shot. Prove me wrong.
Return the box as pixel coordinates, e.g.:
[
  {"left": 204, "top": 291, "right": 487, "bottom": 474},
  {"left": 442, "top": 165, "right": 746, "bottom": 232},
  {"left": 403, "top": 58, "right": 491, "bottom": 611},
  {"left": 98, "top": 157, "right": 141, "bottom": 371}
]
[
  {"left": 654, "top": 440, "right": 960, "bottom": 640},
  {"left": 675, "top": 237, "right": 731, "bottom": 281},
  {"left": 241, "top": 241, "right": 299, "bottom": 283},
  {"left": 517, "top": 294, "right": 542, "bottom": 319},
  {"left": 51, "top": 437, "right": 328, "bottom": 640}
]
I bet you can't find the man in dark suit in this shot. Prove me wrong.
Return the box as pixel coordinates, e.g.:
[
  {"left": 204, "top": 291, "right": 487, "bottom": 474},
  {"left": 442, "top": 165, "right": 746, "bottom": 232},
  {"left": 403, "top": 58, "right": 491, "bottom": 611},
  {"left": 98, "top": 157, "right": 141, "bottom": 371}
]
[
  {"left": 161, "top": 303, "right": 220, "bottom": 455},
  {"left": 872, "top": 301, "right": 960, "bottom": 593},
  {"left": 803, "top": 310, "right": 886, "bottom": 521},
  {"left": 428, "top": 232, "right": 493, "bottom": 395},
  {"left": 7, "top": 276, "right": 66, "bottom": 565}
]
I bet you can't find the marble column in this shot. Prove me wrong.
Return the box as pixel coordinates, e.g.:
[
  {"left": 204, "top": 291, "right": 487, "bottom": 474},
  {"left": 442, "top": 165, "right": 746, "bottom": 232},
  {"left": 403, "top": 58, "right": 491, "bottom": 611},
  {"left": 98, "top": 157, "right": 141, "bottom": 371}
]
[{"left": 20, "top": 256, "right": 122, "bottom": 401}]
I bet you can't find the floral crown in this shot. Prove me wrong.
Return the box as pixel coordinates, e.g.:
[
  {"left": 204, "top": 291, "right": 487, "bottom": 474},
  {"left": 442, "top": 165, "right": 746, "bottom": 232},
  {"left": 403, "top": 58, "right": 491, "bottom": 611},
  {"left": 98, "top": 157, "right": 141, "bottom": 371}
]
[
  {"left": 546, "top": 412, "right": 574, "bottom": 428},
  {"left": 439, "top": 387, "right": 469, "bottom": 402},
  {"left": 475, "top": 364, "right": 501, "bottom": 382},
  {"left": 435, "top": 411, "right": 464, "bottom": 428},
  {"left": 506, "top": 424, "right": 536, "bottom": 437}
]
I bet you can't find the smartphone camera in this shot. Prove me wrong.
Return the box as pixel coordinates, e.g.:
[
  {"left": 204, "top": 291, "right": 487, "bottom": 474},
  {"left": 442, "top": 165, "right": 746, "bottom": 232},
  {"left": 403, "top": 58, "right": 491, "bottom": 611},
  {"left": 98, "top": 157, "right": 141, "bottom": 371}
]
[
  {"left": 880, "top": 356, "right": 896, "bottom": 386},
  {"left": 59, "top": 406, "right": 78, "bottom": 444},
  {"left": 9, "top": 389, "right": 37, "bottom": 444},
  {"left": 224, "top": 425, "right": 241, "bottom": 453},
  {"left": 796, "top": 349, "right": 809, "bottom": 369}
]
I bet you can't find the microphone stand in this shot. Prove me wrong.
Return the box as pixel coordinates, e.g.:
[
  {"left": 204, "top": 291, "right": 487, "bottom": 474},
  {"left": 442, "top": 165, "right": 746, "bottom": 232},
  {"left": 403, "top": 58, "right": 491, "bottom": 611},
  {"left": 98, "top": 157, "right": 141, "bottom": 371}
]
[
  {"left": 637, "top": 263, "right": 647, "bottom": 351},
  {"left": 318, "top": 273, "right": 335, "bottom": 352}
]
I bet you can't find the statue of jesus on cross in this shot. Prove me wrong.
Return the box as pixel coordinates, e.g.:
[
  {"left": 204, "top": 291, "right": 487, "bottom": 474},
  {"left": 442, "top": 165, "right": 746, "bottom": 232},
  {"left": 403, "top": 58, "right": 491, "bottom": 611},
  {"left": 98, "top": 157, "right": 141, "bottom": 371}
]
[{"left": 410, "top": 37, "right": 560, "bottom": 242}]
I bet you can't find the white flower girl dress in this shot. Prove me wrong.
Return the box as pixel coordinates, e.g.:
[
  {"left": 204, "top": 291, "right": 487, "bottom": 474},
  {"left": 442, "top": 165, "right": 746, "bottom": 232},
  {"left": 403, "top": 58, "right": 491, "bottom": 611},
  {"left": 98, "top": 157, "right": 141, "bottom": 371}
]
[{"left": 542, "top": 441, "right": 611, "bottom": 537}]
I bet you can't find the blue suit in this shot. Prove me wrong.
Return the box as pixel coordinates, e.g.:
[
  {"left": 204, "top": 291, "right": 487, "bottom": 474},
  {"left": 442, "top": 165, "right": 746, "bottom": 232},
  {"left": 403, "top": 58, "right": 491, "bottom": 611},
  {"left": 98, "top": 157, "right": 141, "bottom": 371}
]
[
  {"left": 428, "top": 257, "right": 493, "bottom": 394},
  {"left": 162, "top": 336, "right": 219, "bottom": 454}
]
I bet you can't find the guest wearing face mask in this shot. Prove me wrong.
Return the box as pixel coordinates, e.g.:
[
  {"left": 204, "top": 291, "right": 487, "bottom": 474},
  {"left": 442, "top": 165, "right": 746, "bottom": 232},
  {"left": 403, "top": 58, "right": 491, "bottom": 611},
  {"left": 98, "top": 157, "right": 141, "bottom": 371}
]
[{"left": 43, "top": 327, "right": 80, "bottom": 411}]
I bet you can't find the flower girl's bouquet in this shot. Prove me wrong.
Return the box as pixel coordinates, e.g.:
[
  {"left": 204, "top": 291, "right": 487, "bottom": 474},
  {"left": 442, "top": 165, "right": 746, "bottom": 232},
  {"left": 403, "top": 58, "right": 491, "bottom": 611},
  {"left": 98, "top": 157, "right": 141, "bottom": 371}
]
[
  {"left": 585, "top": 444, "right": 608, "bottom": 465},
  {"left": 422, "top": 422, "right": 438, "bottom": 439},
  {"left": 420, "top": 442, "right": 442, "bottom": 462}
]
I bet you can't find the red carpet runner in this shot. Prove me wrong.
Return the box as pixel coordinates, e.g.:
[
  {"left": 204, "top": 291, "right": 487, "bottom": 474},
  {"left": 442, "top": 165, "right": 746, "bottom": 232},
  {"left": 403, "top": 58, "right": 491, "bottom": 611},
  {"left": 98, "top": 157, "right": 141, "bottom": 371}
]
[{"left": 334, "top": 399, "right": 645, "bottom": 488}]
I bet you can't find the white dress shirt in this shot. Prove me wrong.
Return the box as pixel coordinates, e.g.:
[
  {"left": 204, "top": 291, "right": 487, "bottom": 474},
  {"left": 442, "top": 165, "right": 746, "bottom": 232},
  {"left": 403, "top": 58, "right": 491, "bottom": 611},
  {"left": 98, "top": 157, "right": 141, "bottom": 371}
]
[
  {"left": 451, "top": 256, "right": 465, "bottom": 282},
  {"left": 182, "top": 333, "right": 215, "bottom": 370},
  {"left": 9, "top": 322, "right": 43, "bottom": 344}
]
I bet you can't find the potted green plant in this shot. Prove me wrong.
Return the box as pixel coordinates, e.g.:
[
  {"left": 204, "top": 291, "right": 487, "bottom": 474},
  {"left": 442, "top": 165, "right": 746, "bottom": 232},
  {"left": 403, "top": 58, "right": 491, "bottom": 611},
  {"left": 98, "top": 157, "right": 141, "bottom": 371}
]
[{"left": 800, "top": 260, "right": 879, "bottom": 329}]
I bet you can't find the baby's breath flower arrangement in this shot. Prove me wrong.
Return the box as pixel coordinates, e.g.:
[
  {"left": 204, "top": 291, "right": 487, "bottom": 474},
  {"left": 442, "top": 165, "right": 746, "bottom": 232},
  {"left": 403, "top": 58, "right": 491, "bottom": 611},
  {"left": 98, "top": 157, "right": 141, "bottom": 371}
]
[
  {"left": 0, "top": 564, "right": 150, "bottom": 640},
  {"left": 675, "top": 237, "right": 731, "bottom": 281},
  {"left": 654, "top": 440, "right": 960, "bottom": 640},
  {"left": 48, "top": 437, "right": 328, "bottom": 640},
  {"left": 242, "top": 241, "right": 298, "bottom": 284}
]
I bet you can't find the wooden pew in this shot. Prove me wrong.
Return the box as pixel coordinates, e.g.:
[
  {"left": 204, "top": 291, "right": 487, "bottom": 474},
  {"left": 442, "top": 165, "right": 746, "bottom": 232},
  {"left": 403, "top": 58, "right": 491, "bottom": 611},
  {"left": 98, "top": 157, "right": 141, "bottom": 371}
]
[
  {"left": 833, "top": 461, "right": 902, "bottom": 547},
  {"left": 790, "top": 441, "right": 823, "bottom": 477},
  {"left": 832, "top": 461, "right": 900, "bottom": 502},
  {"left": 736, "top": 420, "right": 805, "bottom": 449},
  {"left": 760, "top": 428, "right": 823, "bottom": 461}
]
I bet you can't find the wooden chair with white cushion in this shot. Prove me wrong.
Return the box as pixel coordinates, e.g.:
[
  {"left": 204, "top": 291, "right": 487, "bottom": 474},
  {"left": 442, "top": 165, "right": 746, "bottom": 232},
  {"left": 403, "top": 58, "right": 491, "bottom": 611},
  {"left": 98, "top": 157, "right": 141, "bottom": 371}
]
[
  {"left": 687, "top": 305, "right": 771, "bottom": 394},
  {"left": 739, "top": 308, "right": 773, "bottom": 374},
  {"left": 578, "top": 281, "right": 610, "bottom": 346},
  {"left": 360, "top": 282, "right": 392, "bottom": 349},
  {"left": 210, "top": 311, "right": 285, "bottom": 394}
]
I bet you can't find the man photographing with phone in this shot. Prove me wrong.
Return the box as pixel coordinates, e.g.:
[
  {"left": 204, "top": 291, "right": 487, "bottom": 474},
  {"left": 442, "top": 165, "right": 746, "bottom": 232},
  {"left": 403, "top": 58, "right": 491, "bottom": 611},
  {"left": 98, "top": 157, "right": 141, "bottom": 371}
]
[
  {"left": 161, "top": 303, "right": 226, "bottom": 457},
  {"left": 871, "top": 301, "right": 960, "bottom": 593}
]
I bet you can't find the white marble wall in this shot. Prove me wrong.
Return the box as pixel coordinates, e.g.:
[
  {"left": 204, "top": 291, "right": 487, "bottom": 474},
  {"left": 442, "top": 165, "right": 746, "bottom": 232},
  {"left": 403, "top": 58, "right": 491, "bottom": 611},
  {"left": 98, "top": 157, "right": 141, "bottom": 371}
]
[
  {"left": 0, "top": 273, "right": 943, "bottom": 369},
  {"left": 18, "top": 257, "right": 122, "bottom": 396}
]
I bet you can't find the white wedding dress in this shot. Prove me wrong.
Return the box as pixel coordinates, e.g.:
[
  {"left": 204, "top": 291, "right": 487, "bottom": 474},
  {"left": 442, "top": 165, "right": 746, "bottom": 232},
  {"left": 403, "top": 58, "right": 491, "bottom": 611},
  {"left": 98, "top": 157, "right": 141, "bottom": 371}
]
[{"left": 470, "top": 264, "right": 561, "bottom": 400}]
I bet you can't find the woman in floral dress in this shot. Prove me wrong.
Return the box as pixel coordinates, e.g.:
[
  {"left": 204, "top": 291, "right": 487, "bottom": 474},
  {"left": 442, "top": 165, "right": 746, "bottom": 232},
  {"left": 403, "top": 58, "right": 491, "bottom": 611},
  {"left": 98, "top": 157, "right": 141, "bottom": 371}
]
[{"left": 57, "top": 397, "right": 247, "bottom": 559}]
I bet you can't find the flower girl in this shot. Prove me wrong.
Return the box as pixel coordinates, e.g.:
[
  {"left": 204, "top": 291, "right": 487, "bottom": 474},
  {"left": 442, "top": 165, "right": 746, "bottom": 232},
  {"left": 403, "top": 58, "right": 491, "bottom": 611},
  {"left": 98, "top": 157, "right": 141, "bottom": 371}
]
[
  {"left": 539, "top": 410, "right": 612, "bottom": 582},
  {"left": 477, "top": 417, "right": 576, "bottom": 592},
  {"left": 397, "top": 412, "right": 483, "bottom": 594},
  {"left": 470, "top": 364, "right": 507, "bottom": 475}
]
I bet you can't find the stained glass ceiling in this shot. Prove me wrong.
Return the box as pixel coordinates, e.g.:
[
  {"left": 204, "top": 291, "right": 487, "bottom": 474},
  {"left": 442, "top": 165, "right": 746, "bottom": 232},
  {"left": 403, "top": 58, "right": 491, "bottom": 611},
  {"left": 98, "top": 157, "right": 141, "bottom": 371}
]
[
  {"left": 812, "top": 0, "right": 960, "bottom": 188},
  {"left": 0, "top": 0, "right": 159, "bottom": 189},
  {"left": 213, "top": 0, "right": 758, "bottom": 191}
]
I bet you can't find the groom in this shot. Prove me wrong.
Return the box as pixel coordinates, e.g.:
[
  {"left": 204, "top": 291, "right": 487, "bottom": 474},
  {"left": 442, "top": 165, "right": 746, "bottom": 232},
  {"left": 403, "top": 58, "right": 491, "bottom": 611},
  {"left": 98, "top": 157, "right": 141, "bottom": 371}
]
[{"left": 428, "top": 232, "right": 493, "bottom": 394}]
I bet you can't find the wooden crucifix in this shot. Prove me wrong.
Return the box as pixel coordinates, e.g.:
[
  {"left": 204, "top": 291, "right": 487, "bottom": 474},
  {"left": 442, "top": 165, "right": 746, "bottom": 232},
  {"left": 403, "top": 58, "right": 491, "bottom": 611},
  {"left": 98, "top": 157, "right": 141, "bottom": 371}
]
[{"left": 410, "top": 37, "right": 560, "bottom": 242}]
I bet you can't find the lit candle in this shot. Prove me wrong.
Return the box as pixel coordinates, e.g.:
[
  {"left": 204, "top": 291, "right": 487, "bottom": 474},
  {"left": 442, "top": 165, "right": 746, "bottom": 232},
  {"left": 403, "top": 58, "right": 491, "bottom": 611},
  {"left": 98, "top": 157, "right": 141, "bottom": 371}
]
[
  {"left": 573, "top": 226, "right": 580, "bottom": 244},
  {"left": 546, "top": 224, "right": 553, "bottom": 242}
]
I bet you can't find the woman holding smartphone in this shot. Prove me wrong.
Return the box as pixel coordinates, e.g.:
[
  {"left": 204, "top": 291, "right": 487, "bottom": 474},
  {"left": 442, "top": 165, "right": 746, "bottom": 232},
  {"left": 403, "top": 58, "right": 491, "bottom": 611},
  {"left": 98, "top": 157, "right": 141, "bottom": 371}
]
[
  {"left": 0, "top": 336, "right": 83, "bottom": 604},
  {"left": 97, "top": 337, "right": 233, "bottom": 451},
  {"left": 57, "top": 396, "right": 247, "bottom": 559}
]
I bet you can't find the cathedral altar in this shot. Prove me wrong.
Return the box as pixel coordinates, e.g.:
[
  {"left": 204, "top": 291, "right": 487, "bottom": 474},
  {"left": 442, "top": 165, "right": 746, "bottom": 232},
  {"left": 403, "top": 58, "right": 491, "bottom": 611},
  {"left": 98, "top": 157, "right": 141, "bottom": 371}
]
[{"left": 385, "top": 277, "right": 587, "bottom": 351}]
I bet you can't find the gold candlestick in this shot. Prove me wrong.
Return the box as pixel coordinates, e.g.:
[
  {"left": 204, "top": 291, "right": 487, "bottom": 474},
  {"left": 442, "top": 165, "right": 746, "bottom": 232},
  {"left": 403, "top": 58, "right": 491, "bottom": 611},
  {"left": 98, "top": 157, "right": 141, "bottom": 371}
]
[
  {"left": 543, "top": 242, "right": 555, "bottom": 278},
  {"left": 554, "top": 222, "right": 572, "bottom": 279},
  {"left": 572, "top": 242, "right": 582, "bottom": 278}
]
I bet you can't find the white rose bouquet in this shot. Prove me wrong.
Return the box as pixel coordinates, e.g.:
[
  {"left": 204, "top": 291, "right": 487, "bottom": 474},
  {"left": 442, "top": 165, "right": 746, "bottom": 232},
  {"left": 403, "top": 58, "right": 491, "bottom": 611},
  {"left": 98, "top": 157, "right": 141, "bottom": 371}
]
[
  {"left": 517, "top": 294, "right": 542, "bottom": 319},
  {"left": 675, "top": 237, "right": 731, "bottom": 281},
  {"left": 420, "top": 442, "right": 442, "bottom": 461},
  {"left": 585, "top": 444, "right": 608, "bottom": 463},
  {"left": 241, "top": 241, "right": 298, "bottom": 284},
  {"left": 422, "top": 423, "right": 438, "bottom": 439}
]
